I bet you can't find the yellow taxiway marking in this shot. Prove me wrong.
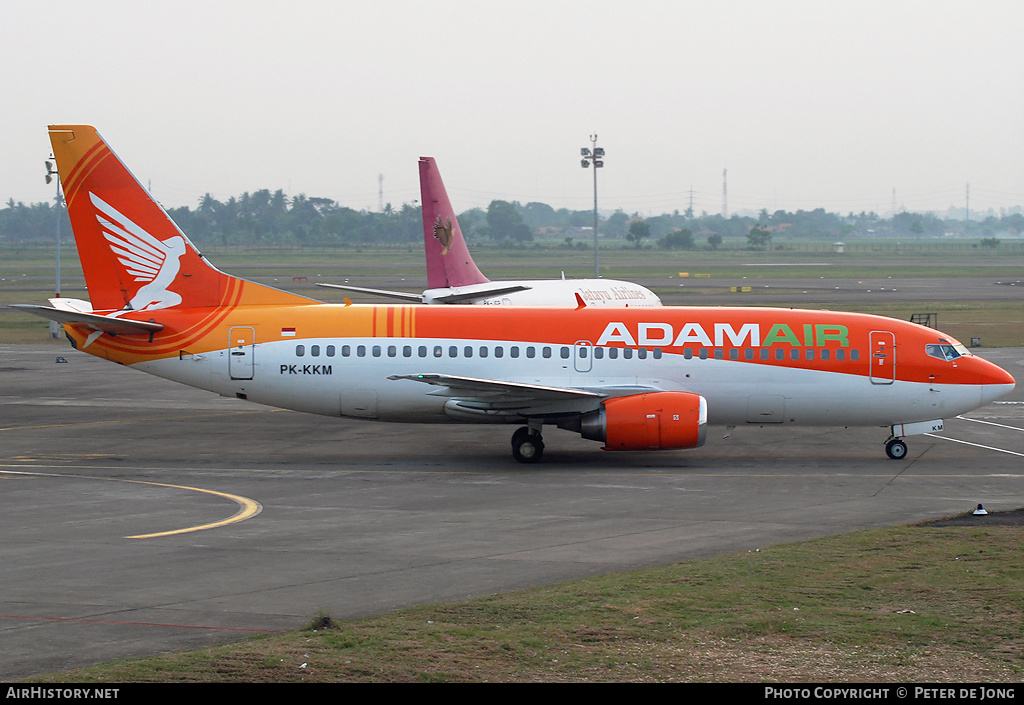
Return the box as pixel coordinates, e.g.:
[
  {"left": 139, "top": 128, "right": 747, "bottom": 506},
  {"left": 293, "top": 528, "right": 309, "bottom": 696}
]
[
  {"left": 121, "top": 479, "right": 262, "bottom": 539},
  {"left": 0, "top": 470, "right": 262, "bottom": 539}
]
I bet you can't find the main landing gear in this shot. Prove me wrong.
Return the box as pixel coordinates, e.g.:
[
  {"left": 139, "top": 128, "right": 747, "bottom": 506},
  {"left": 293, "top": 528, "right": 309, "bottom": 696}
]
[
  {"left": 511, "top": 426, "right": 544, "bottom": 464},
  {"left": 885, "top": 436, "right": 908, "bottom": 460}
]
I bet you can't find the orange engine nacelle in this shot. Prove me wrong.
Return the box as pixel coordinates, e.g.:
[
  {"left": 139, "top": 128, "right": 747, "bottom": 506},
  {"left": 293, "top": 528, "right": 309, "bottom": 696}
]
[{"left": 580, "top": 391, "right": 708, "bottom": 451}]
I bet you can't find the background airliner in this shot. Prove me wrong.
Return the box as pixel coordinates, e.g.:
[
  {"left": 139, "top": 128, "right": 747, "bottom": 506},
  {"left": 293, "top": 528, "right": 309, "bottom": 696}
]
[
  {"left": 318, "top": 157, "right": 662, "bottom": 307},
  {"left": 16, "top": 125, "right": 1015, "bottom": 463}
]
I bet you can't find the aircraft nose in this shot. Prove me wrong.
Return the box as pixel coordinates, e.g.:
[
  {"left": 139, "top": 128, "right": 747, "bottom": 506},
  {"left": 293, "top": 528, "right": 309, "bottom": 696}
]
[
  {"left": 978, "top": 358, "right": 1015, "bottom": 403},
  {"left": 981, "top": 359, "right": 1015, "bottom": 387}
]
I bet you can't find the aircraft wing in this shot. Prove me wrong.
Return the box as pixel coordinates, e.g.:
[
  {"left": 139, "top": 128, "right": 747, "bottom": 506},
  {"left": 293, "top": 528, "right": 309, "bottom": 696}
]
[
  {"left": 386, "top": 373, "right": 604, "bottom": 401},
  {"left": 316, "top": 283, "right": 423, "bottom": 302},
  {"left": 387, "top": 373, "right": 665, "bottom": 420},
  {"left": 11, "top": 305, "right": 164, "bottom": 335}
]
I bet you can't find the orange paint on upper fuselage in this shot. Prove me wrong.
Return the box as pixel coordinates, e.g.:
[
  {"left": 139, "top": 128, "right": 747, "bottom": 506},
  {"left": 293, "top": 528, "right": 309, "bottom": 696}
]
[{"left": 65, "top": 300, "right": 1008, "bottom": 388}]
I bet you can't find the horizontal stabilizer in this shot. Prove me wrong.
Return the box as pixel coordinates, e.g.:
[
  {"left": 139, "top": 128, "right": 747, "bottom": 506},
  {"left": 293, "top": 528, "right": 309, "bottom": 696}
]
[
  {"left": 11, "top": 304, "right": 164, "bottom": 335},
  {"left": 318, "top": 281, "right": 533, "bottom": 304},
  {"left": 427, "top": 285, "right": 532, "bottom": 304},
  {"left": 315, "top": 282, "right": 423, "bottom": 302}
]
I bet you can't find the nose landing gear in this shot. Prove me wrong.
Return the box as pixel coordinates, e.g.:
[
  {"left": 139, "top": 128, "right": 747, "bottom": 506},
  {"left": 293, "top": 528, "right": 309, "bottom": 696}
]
[{"left": 885, "top": 436, "right": 908, "bottom": 460}]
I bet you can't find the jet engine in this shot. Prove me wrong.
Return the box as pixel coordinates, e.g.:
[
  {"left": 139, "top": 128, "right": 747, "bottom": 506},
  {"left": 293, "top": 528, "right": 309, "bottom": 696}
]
[{"left": 580, "top": 391, "right": 708, "bottom": 451}]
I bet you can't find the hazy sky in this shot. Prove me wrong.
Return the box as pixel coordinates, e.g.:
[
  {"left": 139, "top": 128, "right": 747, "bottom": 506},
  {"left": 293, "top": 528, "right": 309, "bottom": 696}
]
[{"left": 4, "top": 1, "right": 1022, "bottom": 217}]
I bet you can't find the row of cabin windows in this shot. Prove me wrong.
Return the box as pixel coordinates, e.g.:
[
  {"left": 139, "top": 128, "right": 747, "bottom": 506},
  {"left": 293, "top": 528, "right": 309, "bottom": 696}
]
[
  {"left": 680, "top": 347, "right": 860, "bottom": 361},
  {"left": 294, "top": 344, "right": 859, "bottom": 362},
  {"left": 294, "top": 344, "right": 643, "bottom": 360}
]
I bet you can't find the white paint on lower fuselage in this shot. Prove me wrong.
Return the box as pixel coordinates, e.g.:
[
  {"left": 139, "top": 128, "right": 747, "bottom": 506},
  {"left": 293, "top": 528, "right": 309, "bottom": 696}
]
[{"left": 134, "top": 338, "right": 1008, "bottom": 430}]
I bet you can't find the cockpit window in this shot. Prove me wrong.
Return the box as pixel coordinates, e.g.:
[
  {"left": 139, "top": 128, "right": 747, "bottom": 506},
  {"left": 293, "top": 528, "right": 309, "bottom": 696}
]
[{"left": 926, "top": 342, "right": 970, "bottom": 361}]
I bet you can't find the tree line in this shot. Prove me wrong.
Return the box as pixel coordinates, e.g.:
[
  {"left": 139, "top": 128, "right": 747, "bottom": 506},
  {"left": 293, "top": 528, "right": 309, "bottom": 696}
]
[{"left": 3, "top": 192, "right": 1023, "bottom": 250}]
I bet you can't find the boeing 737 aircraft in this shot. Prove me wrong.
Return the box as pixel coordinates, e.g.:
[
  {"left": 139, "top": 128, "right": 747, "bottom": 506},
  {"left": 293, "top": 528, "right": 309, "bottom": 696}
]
[
  {"left": 17, "top": 125, "right": 1015, "bottom": 463},
  {"left": 318, "top": 157, "right": 661, "bottom": 307}
]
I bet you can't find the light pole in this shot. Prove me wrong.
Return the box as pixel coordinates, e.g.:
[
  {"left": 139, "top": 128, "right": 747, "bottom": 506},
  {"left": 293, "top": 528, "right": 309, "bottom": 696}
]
[
  {"left": 44, "top": 160, "right": 62, "bottom": 298},
  {"left": 580, "top": 134, "right": 604, "bottom": 278},
  {"left": 45, "top": 159, "right": 63, "bottom": 340}
]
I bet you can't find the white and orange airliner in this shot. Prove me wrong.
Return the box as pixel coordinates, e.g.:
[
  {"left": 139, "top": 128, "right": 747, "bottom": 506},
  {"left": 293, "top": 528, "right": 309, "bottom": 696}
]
[
  {"left": 17, "top": 125, "right": 1015, "bottom": 463},
  {"left": 319, "top": 156, "right": 662, "bottom": 307}
]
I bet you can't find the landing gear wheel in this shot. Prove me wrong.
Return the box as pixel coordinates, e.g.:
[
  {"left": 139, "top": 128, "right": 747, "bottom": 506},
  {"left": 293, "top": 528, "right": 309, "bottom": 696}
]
[
  {"left": 885, "top": 438, "right": 908, "bottom": 460},
  {"left": 511, "top": 427, "right": 544, "bottom": 464}
]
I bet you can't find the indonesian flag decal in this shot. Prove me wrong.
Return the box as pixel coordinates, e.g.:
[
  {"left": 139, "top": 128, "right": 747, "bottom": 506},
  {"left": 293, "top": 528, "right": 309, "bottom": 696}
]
[{"left": 281, "top": 327, "right": 296, "bottom": 337}]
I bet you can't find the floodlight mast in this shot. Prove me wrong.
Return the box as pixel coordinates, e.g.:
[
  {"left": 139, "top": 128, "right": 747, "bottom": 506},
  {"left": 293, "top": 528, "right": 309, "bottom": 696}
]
[
  {"left": 44, "top": 158, "right": 64, "bottom": 340},
  {"left": 580, "top": 134, "right": 604, "bottom": 278},
  {"left": 44, "top": 159, "right": 62, "bottom": 298}
]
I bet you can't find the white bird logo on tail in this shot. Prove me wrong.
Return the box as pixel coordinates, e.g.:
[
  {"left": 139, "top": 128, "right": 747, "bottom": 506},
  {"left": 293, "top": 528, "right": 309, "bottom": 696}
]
[{"left": 90, "top": 192, "right": 186, "bottom": 313}]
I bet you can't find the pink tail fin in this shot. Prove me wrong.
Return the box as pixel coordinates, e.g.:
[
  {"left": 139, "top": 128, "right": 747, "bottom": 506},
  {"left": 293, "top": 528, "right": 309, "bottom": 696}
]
[{"left": 418, "top": 157, "right": 488, "bottom": 288}]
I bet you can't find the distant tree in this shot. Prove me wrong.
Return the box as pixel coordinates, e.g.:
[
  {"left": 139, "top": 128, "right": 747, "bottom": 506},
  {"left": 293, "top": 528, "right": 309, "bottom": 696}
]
[
  {"left": 486, "top": 200, "right": 530, "bottom": 241},
  {"left": 707, "top": 233, "right": 723, "bottom": 250},
  {"left": 522, "top": 201, "right": 557, "bottom": 229},
  {"left": 603, "top": 210, "right": 629, "bottom": 238},
  {"left": 626, "top": 219, "right": 651, "bottom": 248},
  {"left": 747, "top": 225, "right": 772, "bottom": 250},
  {"left": 660, "top": 228, "right": 696, "bottom": 250},
  {"left": 980, "top": 237, "right": 1000, "bottom": 249}
]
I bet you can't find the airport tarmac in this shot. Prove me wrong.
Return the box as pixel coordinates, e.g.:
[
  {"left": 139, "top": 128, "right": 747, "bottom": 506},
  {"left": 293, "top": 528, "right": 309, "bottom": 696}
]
[{"left": 1, "top": 343, "right": 1023, "bottom": 679}]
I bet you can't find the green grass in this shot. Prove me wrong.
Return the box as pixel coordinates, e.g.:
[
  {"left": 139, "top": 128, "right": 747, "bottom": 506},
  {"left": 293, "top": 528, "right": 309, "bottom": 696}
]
[
  {"left": 23, "top": 522, "right": 1024, "bottom": 682},
  {"left": 5, "top": 243, "right": 1022, "bottom": 345}
]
